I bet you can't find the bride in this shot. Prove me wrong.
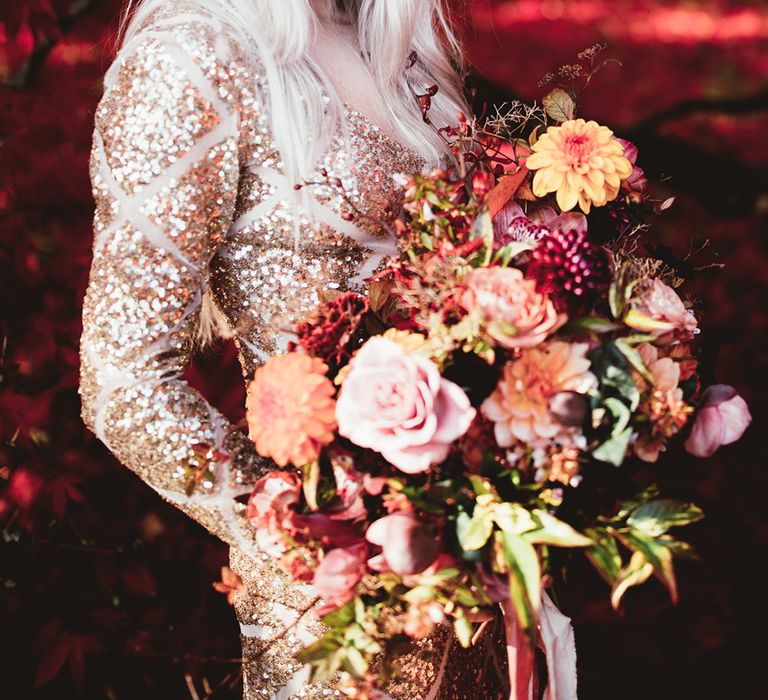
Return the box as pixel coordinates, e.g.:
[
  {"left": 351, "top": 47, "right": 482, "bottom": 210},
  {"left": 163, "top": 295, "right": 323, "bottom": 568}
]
[{"left": 79, "top": 0, "right": 509, "bottom": 696}]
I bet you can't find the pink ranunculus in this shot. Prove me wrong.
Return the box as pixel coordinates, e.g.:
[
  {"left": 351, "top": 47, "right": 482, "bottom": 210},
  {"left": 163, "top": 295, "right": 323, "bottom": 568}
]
[
  {"left": 246, "top": 471, "right": 301, "bottom": 556},
  {"left": 336, "top": 337, "right": 475, "bottom": 473},
  {"left": 461, "top": 267, "right": 566, "bottom": 349},
  {"left": 366, "top": 512, "right": 440, "bottom": 575},
  {"left": 312, "top": 541, "right": 368, "bottom": 605},
  {"left": 685, "top": 385, "right": 751, "bottom": 458}
]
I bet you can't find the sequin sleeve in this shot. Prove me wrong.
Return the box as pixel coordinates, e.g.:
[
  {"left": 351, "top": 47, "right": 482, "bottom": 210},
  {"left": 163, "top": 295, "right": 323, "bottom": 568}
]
[{"left": 78, "top": 18, "right": 265, "bottom": 550}]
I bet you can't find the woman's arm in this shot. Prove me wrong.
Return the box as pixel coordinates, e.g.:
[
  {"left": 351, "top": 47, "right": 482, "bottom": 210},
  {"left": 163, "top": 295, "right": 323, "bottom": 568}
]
[{"left": 79, "top": 15, "right": 265, "bottom": 551}]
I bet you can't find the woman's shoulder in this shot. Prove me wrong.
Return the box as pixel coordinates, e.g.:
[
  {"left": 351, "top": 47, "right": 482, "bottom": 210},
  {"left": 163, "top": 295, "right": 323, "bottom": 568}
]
[
  {"left": 100, "top": 1, "right": 270, "bottom": 144},
  {"left": 115, "top": 0, "right": 262, "bottom": 78},
  {"left": 95, "top": 1, "right": 274, "bottom": 187}
]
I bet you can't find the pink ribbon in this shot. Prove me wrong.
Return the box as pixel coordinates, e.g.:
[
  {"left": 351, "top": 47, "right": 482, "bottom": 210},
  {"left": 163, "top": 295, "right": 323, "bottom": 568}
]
[{"left": 500, "top": 592, "right": 578, "bottom": 700}]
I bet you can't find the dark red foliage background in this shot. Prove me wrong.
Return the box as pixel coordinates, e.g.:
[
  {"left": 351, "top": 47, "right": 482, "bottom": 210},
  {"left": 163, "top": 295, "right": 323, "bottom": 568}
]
[{"left": 1, "top": 1, "right": 766, "bottom": 698}]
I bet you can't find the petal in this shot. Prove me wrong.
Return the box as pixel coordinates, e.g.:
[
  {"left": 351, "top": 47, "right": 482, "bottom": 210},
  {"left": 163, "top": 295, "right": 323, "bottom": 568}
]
[
  {"left": 719, "top": 395, "right": 752, "bottom": 445},
  {"left": 556, "top": 184, "right": 579, "bottom": 212}
]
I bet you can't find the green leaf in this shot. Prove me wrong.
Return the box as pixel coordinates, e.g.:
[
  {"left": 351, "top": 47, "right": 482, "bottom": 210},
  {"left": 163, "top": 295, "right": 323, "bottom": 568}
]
[
  {"left": 585, "top": 528, "right": 622, "bottom": 585},
  {"left": 491, "top": 502, "right": 536, "bottom": 536},
  {"left": 623, "top": 531, "right": 678, "bottom": 604},
  {"left": 590, "top": 343, "right": 640, "bottom": 410},
  {"left": 603, "top": 397, "right": 631, "bottom": 433},
  {"left": 468, "top": 475, "right": 495, "bottom": 497},
  {"left": 403, "top": 585, "right": 437, "bottom": 604},
  {"left": 627, "top": 499, "right": 704, "bottom": 537},
  {"left": 301, "top": 460, "right": 321, "bottom": 511},
  {"left": 602, "top": 364, "right": 640, "bottom": 411},
  {"left": 562, "top": 316, "right": 621, "bottom": 335},
  {"left": 417, "top": 567, "right": 461, "bottom": 585},
  {"left": 295, "top": 633, "right": 342, "bottom": 664},
  {"left": 321, "top": 602, "right": 355, "bottom": 629},
  {"left": 542, "top": 88, "right": 576, "bottom": 123},
  {"left": 341, "top": 646, "right": 369, "bottom": 679},
  {"left": 353, "top": 597, "right": 367, "bottom": 624},
  {"left": 470, "top": 209, "right": 494, "bottom": 266},
  {"left": 611, "top": 550, "right": 653, "bottom": 609},
  {"left": 419, "top": 231, "right": 434, "bottom": 251},
  {"left": 456, "top": 510, "right": 493, "bottom": 551},
  {"left": 615, "top": 338, "right": 654, "bottom": 384},
  {"left": 454, "top": 614, "right": 474, "bottom": 648},
  {"left": 455, "top": 587, "right": 482, "bottom": 607},
  {"left": 493, "top": 240, "right": 536, "bottom": 266},
  {"left": 523, "top": 510, "right": 593, "bottom": 547},
  {"left": 498, "top": 531, "right": 541, "bottom": 643},
  {"left": 592, "top": 426, "right": 633, "bottom": 466}
]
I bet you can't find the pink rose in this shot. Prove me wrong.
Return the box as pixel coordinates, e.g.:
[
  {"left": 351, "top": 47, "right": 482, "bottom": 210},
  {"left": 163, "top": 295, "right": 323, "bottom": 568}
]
[
  {"left": 336, "top": 337, "right": 475, "bottom": 473},
  {"left": 312, "top": 541, "right": 368, "bottom": 606},
  {"left": 366, "top": 512, "right": 439, "bottom": 575},
  {"left": 461, "top": 267, "right": 566, "bottom": 349},
  {"left": 627, "top": 279, "right": 698, "bottom": 340},
  {"left": 685, "top": 385, "right": 751, "bottom": 458},
  {"left": 246, "top": 471, "right": 301, "bottom": 556}
]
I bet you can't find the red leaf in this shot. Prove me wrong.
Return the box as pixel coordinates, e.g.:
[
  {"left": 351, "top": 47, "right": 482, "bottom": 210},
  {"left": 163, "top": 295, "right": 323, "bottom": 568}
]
[
  {"left": 213, "top": 566, "right": 244, "bottom": 605},
  {"left": 35, "top": 635, "right": 70, "bottom": 688},
  {"left": 485, "top": 167, "right": 529, "bottom": 220}
]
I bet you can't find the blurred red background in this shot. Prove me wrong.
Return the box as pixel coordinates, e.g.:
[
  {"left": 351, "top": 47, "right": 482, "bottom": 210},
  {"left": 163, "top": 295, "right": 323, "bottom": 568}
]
[{"left": 1, "top": 1, "right": 766, "bottom": 698}]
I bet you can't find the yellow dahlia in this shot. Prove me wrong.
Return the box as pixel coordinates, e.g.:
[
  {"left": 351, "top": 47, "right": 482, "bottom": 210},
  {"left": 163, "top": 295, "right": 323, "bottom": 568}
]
[
  {"left": 246, "top": 353, "right": 337, "bottom": 467},
  {"left": 526, "top": 119, "right": 633, "bottom": 214}
]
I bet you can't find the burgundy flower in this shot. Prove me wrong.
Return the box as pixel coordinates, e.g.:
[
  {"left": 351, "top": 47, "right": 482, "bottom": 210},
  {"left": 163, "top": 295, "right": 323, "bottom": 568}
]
[
  {"left": 295, "top": 292, "right": 368, "bottom": 371},
  {"left": 527, "top": 226, "right": 612, "bottom": 315}
]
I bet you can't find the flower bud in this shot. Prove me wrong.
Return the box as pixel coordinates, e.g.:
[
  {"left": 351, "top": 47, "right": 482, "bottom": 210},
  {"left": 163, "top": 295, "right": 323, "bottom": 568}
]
[
  {"left": 684, "top": 385, "right": 751, "bottom": 458},
  {"left": 366, "top": 513, "right": 439, "bottom": 576},
  {"left": 548, "top": 391, "right": 588, "bottom": 427}
]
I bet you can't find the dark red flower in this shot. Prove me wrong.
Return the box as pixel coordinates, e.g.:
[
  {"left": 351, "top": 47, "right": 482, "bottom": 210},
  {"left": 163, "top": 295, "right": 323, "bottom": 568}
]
[
  {"left": 294, "top": 292, "right": 369, "bottom": 371},
  {"left": 527, "top": 227, "right": 612, "bottom": 315}
]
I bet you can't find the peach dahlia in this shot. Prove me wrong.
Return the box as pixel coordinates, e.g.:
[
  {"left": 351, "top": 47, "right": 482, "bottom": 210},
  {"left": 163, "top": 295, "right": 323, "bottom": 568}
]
[
  {"left": 481, "top": 341, "right": 597, "bottom": 447},
  {"left": 246, "top": 353, "right": 337, "bottom": 467}
]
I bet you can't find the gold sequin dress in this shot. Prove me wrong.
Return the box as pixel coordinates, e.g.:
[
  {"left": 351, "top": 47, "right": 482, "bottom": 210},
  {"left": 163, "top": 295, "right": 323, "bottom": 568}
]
[{"left": 79, "top": 3, "right": 508, "bottom": 698}]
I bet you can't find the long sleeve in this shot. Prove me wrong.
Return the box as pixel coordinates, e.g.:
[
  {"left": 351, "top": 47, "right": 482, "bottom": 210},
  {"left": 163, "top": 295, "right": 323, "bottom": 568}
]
[{"left": 79, "top": 13, "right": 265, "bottom": 551}]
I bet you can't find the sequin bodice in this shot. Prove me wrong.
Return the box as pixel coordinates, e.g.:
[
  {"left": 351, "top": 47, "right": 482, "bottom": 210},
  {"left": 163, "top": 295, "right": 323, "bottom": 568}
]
[{"left": 79, "top": 4, "right": 507, "bottom": 699}]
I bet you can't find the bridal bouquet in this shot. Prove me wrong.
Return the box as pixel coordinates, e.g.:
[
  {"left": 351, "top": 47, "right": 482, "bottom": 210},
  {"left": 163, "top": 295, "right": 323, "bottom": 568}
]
[{"left": 241, "top": 48, "right": 751, "bottom": 698}]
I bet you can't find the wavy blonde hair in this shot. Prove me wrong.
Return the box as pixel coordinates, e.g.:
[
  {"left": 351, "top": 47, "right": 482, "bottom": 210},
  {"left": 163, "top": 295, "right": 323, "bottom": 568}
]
[{"left": 118, "top": 0, "right": 469, "bottom": 183}]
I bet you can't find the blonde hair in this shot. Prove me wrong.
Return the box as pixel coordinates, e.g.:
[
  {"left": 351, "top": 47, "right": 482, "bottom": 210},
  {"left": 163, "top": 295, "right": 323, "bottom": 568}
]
[{"left": 117, "top": 0, "right": 469, "bottom": 183}]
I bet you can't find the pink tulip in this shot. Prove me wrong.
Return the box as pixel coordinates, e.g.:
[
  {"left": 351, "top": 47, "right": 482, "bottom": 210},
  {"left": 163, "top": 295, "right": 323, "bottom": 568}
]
[
  {"left": 685, "top": 385, "right": 751, "bottom": 458},
  {"left": 312, "top": 542, "right": 368, "bottom": 604},
  {"left": 366, "top": 513, "right": 439, "bottom": 576}
]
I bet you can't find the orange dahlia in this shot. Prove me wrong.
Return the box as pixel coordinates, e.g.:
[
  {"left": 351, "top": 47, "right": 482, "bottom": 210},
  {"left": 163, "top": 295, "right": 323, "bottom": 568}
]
[
  {"left": 526, "top": 119, "right": 633, "bottom": 214},
  {"left": 246, "top": 353, "right": 337, "bottom": 467}
]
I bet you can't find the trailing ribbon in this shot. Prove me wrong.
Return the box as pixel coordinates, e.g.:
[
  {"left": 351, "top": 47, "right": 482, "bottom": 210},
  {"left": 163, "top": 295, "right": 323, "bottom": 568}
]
[{"left": 500, "top": 592, "right": 578, "bottom": 700}]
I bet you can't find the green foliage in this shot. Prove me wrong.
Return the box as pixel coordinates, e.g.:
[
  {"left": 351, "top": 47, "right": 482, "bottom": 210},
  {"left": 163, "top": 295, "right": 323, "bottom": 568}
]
[
  {"left": 498, "top": 531, "right": 541, "bottom": 643},
  {"left": 627, "top": 500, "right": 704, "bottom": 537},
  {"left": 585, "top": 494, "right": 704, "bottom": 609},
  {"left": 585, "top": 528, "right": 623, "bottom": 584},
  {"left": 589, "top": 342, "right": 641, "bottom": 466}
]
